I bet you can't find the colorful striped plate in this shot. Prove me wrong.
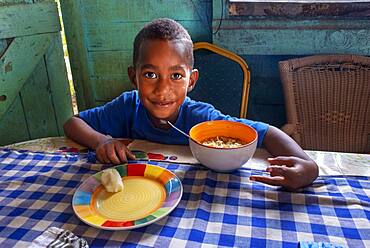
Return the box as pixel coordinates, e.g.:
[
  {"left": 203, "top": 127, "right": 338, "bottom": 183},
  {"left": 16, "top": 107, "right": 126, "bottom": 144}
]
[{"left": 72, "top": 163, "right": 183, "bottom": 230}]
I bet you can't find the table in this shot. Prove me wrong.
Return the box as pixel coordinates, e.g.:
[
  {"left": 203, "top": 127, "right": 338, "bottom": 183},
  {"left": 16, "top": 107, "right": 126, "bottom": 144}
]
[{"left": 1, "top": 137, "right": 369, "bottom": 247}]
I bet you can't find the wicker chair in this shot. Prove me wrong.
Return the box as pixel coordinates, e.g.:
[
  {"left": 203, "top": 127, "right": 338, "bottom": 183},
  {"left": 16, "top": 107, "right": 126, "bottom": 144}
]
[{"left": 279, "top": 55, "right": 370, "bottom": 153}]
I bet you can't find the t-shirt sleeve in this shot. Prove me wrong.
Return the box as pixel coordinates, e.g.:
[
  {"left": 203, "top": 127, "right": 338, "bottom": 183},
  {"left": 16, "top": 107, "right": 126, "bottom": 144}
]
[
  {"left": 189, "top": 101, "right": 269, "bottom": 147},
  {"left": 212, "top": 111, "right": 269, "bottom": 148},
  {"left": 235, "top": 118, "right": 269, "bottom": 147},
  {"left": 78, "top": 93, "right": 134, "bottom": 137}
]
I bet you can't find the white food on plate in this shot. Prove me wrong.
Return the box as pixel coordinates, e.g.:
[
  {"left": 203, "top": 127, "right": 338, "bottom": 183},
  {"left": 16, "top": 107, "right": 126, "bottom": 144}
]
[{"left": 101, "top": 168, "right": 124, "bottom": 192}]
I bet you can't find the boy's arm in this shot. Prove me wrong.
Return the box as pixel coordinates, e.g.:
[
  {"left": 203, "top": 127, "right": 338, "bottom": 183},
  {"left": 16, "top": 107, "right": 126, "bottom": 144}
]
[
  {"left": 251, "top": 126, "right": 319, "bottom": 190},
  {"left": 263, "top": 126, "right": 310, "bottom": 160},
  {"left": 64, "top": 116, "right": 135, "bottom": 164},
  {"left": 63, "top": 116, "right": 110, "bottom": 149}
]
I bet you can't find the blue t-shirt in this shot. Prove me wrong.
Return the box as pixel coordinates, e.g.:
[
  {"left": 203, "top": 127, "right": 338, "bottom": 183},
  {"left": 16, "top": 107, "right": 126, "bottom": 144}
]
[{"left": 79, "top": 90, "right": 269, "bottom": 147}]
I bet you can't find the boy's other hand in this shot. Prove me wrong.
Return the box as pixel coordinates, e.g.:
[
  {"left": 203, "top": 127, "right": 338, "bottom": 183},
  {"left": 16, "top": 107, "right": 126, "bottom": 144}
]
[
  {"left": 95, "top": 138, "right": 136, "bottom": 164},
  {"left": 250, "top": 156, "right": 318, "bottom": 191}
]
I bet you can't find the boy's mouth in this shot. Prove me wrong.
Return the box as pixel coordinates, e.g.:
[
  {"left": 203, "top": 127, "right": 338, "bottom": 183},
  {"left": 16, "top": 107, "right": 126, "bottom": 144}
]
[{"left": 152, "top": 101, "right": 175, "bottom": 108}]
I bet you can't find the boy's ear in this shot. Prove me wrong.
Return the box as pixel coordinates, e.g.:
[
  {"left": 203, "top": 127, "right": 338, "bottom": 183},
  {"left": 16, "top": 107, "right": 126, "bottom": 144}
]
[
  {"left": 128, "top": 66, "right": 137, "bottom": 88},
  {"left": 187, "top": 69, "right": 199, "bottom": 93}
]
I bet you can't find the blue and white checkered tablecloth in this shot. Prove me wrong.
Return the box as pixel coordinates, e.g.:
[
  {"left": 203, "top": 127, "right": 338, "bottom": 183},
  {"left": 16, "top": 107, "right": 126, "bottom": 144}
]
[{"left": 0, "top": 148, "right": 369, "bottom": 248}]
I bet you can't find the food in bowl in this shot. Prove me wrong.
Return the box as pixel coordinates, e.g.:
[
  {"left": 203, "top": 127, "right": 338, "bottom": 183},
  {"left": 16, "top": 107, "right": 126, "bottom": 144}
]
[
  {"left": 201, "top": 136, "right": 247, "bottom": 148},
  {"left": 189, "top": 120, "right": 257, "bottom": 172}
]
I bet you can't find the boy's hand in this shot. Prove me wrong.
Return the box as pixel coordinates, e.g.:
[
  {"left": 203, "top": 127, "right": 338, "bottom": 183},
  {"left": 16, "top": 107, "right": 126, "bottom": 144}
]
[
  {"left": 95, "top": 138, "right": 136, "bottom": 164},
  {"left": 250, "top": 156, "right": 318, "bottom": 191}
]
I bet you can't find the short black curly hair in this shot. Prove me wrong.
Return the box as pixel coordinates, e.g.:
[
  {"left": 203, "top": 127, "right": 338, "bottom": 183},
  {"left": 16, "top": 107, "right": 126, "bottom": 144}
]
[{"left": 133, "top": 18, "right": 194, "bottom": 67}]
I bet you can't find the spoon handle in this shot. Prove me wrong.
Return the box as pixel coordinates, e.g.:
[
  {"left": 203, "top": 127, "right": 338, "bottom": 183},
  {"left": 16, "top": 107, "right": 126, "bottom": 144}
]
[{"left": 166, "top": 121, "right": 191, "bottom": 139}]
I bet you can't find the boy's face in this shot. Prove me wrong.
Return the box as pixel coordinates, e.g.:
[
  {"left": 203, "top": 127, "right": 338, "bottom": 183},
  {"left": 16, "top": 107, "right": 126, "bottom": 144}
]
[{"left": 129, "top": 39, "right": 198, "bottom": 127}]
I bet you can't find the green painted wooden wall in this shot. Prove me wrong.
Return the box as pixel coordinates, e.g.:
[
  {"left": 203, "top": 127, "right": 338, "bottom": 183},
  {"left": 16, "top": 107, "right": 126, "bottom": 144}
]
[
  {"left": 60, "top": 0, "right": 370, "bottom": 128},
  {"left": 0, "top": 0, "right": 73, "bottom": 146}
]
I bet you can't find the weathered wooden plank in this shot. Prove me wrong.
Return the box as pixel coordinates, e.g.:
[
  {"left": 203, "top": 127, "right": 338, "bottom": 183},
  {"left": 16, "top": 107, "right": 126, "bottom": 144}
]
[
  {"left": 0, "top": 1, "right": 60, "bottom": 39},
  {"left": 92, "top": 76, "right": 133, "bottom": 103},
  {"left": 86, "top": 20, "right": 211, "bottom": 51},
  {"left": 88, "top": 50, "right": 131, "bottom": 101},
  {"left": 0, "top": 95, "right": 30, "bottom": 146},
  {"left": 0, "top": 0, "right": 33, "bottom": 5},
  {"left": 213, "top": 20, "right": 370, "bottom": 55},
  {"left": 212, "top": 0, "right": 370, "bottom": 56},
  {"left": 213, "top": 0, "right": 370, "bottom": 55},
  {"left": 45, "top": 33, "right": 73, "bottom": 134},
  {"left": 20, "top": 57, "right": 59, "bottom": 139},
  {"left": 60, "top": 0, "right": 94, "bottom": 111},
  {"left": 229, "top": 2, "right": 370, "bottom": 17},
  {"left": 82, "top": 0, "right": 210, "bottom": 22},
  {"left": 213, "top": 19, "right": 370, "bottom": 30},
  {"left": 0, "top": 33, "right": 53, "bottom": 120},
  {"left": 89, "top": 50, "right": 131, "bottom": 76}
]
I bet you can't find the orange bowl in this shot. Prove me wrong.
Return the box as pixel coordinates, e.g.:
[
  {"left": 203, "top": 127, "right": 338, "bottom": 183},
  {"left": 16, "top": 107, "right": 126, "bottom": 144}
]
[{"left": 189, "top": 120, "right": 257, "bottom": 172}]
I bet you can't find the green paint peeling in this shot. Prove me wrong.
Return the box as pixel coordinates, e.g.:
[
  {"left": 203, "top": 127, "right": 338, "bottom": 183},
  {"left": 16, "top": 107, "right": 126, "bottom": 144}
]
[{"left": 4, "top": 61, "right": 12, "bottom": 72}]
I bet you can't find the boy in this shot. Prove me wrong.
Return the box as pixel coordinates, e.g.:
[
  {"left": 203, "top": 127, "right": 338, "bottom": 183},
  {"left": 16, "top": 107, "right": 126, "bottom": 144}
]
[{"left": 64, "top": 18, "right": 318, "bottom": 191}]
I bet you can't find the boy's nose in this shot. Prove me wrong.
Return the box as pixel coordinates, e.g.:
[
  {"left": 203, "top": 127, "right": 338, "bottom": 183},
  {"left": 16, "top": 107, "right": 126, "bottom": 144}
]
[{"left": 154, "top": 77, "right": 171, "bottom": 95}]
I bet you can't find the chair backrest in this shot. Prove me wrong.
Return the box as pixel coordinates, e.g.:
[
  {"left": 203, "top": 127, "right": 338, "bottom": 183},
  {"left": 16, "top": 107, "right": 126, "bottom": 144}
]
[
  {"left": 189, "top": 42, "right": 250, "bottom": 118},
  {"left": 279, "top": 54, "right": 370, "bottom": 153}
]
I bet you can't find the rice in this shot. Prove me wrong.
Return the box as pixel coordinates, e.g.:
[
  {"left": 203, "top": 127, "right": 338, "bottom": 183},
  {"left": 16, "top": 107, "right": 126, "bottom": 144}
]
[{"left": 201, "top": 136, "right": 247, "bottom": 148}]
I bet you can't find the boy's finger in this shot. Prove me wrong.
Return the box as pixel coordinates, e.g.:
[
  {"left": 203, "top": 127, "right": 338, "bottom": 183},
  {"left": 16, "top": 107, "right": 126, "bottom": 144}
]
[
  {"left": 123, "top": 146, "right": 136, "bottom": 160},
  {"left": 110, "top": 153, "right": 121, "bottom": 164},
  {"left": 97, "top": 151, "right": 109, "bottom": 164},
  {"left": 250, "top": 175, "right": 285, "bottom": 187},
  {"left": 115, "top": 145, "right": 128, "bottom": 163},
  {"left": 96, "top": 145, "right": 111, "bottom": 164},
  {"left": 106, "top": 145, "right": 121, "bottom": 164},
  {"left": 267, "top": 166, "right": 289, "bottom": 177},
  {"left": 267, "top": 157, "right": 294, "bottom": 167}
]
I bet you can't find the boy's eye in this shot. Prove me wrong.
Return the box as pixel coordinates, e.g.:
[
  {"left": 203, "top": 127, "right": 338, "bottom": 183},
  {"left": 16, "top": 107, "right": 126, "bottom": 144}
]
[
  {"left": 171, "top": 73, "right": 183, "bottom": 80},
  {"left": 144, "top": 72, "right": 157, "bottom": 79}
]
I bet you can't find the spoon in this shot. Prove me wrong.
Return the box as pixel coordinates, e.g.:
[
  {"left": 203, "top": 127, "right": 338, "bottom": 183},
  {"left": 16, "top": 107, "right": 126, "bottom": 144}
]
[{"left": 160, "top": 120, "right": 191, "bottom": 139}]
